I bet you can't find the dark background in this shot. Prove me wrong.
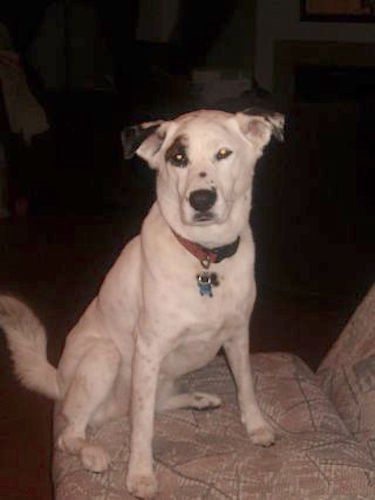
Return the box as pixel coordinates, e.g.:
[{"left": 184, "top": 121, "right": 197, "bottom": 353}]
[
  {"left": 1, "top": 0, "right": 373, "bottom": 298},
  {"left": 0, "top": 1, "right": 374, "bottom": 498}
]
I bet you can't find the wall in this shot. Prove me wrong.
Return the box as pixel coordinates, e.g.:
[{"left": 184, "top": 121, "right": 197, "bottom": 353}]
[
  {"left": 207, "top": 0, "right": 255, "bottom": 76},
  {"left": 29, "top": 0, "right": 256, "bottom": 90},
  {"left": 137, "top": 0, "right": 179, "bottom": 43},
  {"left": 255, "top": 0, "right": 375, "bottom": 91},
  {"left": 28, "top": 1, "right": 108, "bottom": 90},
  {"left": 138, "top": 0, "right": 256, "bottom": 76},
  {"left": 28, "top": 2, "right": 66, "bottom": 89}
]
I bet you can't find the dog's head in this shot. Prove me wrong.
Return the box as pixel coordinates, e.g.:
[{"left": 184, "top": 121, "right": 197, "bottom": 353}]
[{"left": 122, "top": 109, "right": 284, "bottom": 246}]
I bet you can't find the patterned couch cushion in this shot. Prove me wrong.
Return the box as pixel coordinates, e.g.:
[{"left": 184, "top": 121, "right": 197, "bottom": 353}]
[
  {"left": 318, "top": 283, "right": 375, "bottom": 460},
  {"left": 53, "top": 353, "right": 375, "bottom": 499}
]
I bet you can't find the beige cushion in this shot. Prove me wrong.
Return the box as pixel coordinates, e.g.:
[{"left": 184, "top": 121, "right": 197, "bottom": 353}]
[
  {"left": 53, "top": 352, "right": 375, "bottom": 498},
  {"left": 318, "top": 283, "right": 375, "bottom": 460}
]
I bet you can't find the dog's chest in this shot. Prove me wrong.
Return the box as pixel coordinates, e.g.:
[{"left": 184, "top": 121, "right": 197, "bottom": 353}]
[
  {"left": 198, "top": 257, "right": 251, "bottom": 309},
  {"left": 148, "top": 254, "right": 252, "bottom": 318},
  {"left": 159, "top": 265, "right": 254, "bottom": 378},
  {"left": 143, "top": 232, "right": 254, "bottom": 328},
  {"left": 161, "top": 311, "right": 244, "bottom": 377}
]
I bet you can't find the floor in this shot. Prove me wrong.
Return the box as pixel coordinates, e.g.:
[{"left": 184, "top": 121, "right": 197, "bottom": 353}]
[{"left": 0, "top": 211, "right": 361, "bottom": 499}]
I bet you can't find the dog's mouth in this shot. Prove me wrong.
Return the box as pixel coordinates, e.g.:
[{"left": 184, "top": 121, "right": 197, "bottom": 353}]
[{"left": 193, "top": 211, "right": 215, "bottom": 223}]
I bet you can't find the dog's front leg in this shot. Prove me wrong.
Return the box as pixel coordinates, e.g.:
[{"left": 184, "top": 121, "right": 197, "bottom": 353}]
[
  {"left": 224, "top": 329, "right": 275, "bottom": 447},
  {"left": 127, "top": 336, "right": 160, "bottom": 499}
]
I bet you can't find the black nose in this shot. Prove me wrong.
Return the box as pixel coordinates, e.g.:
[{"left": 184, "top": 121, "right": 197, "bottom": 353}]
[{"left": 189, "top": 189, "right": 217, "bottom": 212}]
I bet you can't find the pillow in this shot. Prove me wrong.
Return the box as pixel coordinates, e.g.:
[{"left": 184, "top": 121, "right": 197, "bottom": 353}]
[{"left": 318, "top": 284, "right": 375, "bottom": 460}]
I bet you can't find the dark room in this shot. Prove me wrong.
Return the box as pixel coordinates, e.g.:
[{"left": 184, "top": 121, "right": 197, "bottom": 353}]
[{"left": 0, "top": 1, "right": 374, "bottom": 498}]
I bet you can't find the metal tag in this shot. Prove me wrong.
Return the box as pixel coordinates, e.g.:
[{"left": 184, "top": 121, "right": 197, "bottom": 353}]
[
  {"left": 196, "top": 272, "right": 219, "bottom": 297},
  {"left": 201, "top": 256, "right": 211, "bottom": 269}
]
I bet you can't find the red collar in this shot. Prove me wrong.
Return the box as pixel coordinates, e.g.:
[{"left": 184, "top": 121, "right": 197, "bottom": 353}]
[{"left": 173, "top": 231, "right": 240, "bottom": 268}]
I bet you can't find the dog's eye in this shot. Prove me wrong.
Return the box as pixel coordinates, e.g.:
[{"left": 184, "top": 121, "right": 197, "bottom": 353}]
[
  {"left": 216, "top": 148, "right": 232, "bottom": 161},
  {"left": 170, "top": 152, "right": 188, "bottom": 168}
]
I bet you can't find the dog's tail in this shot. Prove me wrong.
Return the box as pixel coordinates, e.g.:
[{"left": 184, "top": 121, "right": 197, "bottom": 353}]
[{"left": 0, "top": 295, "right": 61, "bottom": 400}]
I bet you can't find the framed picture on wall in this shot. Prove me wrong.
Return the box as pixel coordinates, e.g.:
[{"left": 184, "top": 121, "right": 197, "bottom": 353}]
[{"left": 301, "top": 0, "right": 375, "bottom": 22}]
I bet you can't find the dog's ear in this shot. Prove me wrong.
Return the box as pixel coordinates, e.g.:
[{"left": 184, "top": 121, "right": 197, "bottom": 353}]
[
  {"left": 234, "top": 108, "right": 285, "bottom": 150},
  {"left": 121, "top": 120, "right": 168, "bottom": 164}
]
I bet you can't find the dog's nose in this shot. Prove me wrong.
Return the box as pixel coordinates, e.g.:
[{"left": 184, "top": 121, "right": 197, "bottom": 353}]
[{"left": 189, "top": 189, "right": 217, "bottom": 212}]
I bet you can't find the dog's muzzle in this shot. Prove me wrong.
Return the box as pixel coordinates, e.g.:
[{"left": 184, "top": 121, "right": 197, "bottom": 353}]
[{"left": 189, "top": 189, "right": 217, "bottom": 219}]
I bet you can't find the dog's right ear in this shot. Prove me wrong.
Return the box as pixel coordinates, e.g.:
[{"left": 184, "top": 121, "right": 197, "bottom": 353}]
[
  {"left": 121, "top": 120, "right": 169, "bottom": 166},
  {"left": 234, "top": 109, "right": 285, "bottom": 151}
]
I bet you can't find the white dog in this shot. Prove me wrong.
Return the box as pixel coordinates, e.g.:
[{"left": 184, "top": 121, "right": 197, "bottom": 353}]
[{"left": 0, "top": 108, "right": 284, "bottom": 498}]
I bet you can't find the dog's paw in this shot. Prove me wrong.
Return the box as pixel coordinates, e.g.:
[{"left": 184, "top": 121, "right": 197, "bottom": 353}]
[
  {"left": 126, "top": 471, "right": 158, "bottom": 499},
  {"left": 80, "top": 444, "right": 110, "bottom": 473},
  {"left": 248, "top": 424, "right": 275, "bottom": 447},
  {"left": 57, "top": 428, "right": 85, "bottom": 454},
  {"left": 190, "top": 392, "right": 222, "bottom": 410}
]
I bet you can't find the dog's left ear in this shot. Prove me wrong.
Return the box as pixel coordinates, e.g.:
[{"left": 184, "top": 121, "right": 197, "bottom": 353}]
[
  {"left": 234, "top": 108, "right": 285, "bottom": 150},
  {"left": 121, "top": 120, "right": 170, "bottom": 165}
]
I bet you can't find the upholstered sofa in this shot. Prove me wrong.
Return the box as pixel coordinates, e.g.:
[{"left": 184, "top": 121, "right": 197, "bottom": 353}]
[{"left": 53, "top": 284, "right": 375, "bottom": 499}]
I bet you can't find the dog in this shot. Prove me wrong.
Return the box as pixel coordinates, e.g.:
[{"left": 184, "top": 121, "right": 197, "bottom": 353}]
[{"left": 0, "top": 108, "right": 284, "bottom": 498}]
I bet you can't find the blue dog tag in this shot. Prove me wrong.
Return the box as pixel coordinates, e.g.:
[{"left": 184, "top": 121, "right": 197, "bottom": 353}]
[{"left": 196, "top": 272, "right": 219, "bottom": 297}]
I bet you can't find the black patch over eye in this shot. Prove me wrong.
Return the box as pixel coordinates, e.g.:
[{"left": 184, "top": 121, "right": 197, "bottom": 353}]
[
  {"left": 170, "top": 152, "right": 188, "bottom": 168},
  {"left": 165, "top": 136, "right": 189, "bottom": 168},
  {"left": 216, "top": 148, "right": 232, "bottom": 160}
]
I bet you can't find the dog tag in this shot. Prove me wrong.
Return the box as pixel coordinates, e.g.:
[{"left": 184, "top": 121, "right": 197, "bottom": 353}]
[{"left": 196, "top": 272, "right": 219, "bottom": 297}]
